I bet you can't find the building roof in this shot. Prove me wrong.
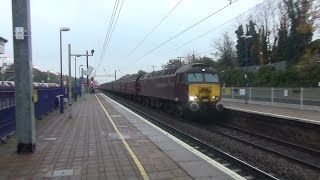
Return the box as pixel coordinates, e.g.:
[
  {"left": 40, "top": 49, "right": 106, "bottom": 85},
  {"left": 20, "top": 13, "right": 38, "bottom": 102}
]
[{"left": 0, "top": 36, "right": 8, "bottom": 43}]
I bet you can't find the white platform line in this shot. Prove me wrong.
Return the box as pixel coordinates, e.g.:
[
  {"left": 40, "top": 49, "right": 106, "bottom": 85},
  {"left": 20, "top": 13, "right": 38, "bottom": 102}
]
[
  {"left": 225, "top": 106, "right": 320, "bottom": 125},
  {"left": 95, "top": 95, "right": 149, "bottom": 180}
]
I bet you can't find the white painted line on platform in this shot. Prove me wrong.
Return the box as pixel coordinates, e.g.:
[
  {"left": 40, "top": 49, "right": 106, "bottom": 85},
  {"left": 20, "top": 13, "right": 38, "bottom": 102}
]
[
  {"left": 43, "top": 137, "right": 57, "bottom": 141},
  {"left": 95, "top": 95, "right": 149, "bottom": 180},
  {"left": 99, "top": 93, "right": 245, "bottom": 180},
  {"left": 225, "top": 106, "right": 320, "bottom": 125}
]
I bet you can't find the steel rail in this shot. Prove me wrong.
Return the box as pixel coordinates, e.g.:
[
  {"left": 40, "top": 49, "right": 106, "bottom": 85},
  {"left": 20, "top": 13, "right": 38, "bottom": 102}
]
[{"left": 104, "top": 93, "right": 279, "bottom": 180}]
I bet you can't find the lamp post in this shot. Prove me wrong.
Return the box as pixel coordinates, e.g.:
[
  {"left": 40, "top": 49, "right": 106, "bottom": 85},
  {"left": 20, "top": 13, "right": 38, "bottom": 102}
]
[
  {"left": 240, "top": 34, "right": 252, "bottom": 104},
  {"left": 59, "top": 27, "right": 70, "bottom": 86},
  {"left": 177, "top": 56, "right": 183, "bottom": 67},
  {"left": 74, "top": 55, "right": 80, "bottom": 101},
  {"left": 59, "top": 27, "right": 70, "bottom": 113}
]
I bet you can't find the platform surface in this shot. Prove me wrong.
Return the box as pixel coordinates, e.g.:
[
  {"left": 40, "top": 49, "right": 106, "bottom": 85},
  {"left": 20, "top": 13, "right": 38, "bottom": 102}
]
[
  {"left": 222, "top": 99, "right": 320, "bottom": 125},
  {"left": 0, "top": 93, "right": 243, "bottom": 179}
]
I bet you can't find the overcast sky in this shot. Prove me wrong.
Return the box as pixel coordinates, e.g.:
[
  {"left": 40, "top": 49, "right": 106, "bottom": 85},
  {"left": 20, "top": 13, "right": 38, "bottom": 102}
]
[{"left": 0, "top": 0, "right": 263, "bottom": 83}]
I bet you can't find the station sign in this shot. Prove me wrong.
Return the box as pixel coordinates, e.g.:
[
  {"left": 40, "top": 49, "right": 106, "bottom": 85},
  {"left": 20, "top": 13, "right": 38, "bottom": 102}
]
[
  {"left": 15, "top": 27, "right": 25, "bottom": 40},
  {"left": 239, "top": 89, "right": 245, "bottom": 96}
]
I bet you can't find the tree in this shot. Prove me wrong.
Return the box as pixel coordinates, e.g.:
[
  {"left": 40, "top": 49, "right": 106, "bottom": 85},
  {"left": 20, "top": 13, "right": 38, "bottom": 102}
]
[
  {"left": 253, "top": 0, "right": 276, "bottom": 64},
  {"left": 246, "top": 20, "right": 260, "bottom": 66},
  {"left": 195, "top": 56, "right": 218, "bottom": 69},
  {"left": 294, "top": 48, "right": 320, "bottom": 86},
  {"left": 259, "top": 24, "right": 270, "bottom": 64},
  {"left": 137, "top": 70, "right": 147, "bottom": 75},
  {"left": 272, "top": 9, "right": 290, "bottom": 62},
  {"left": 162, "top": 58, "right": 186, "bottom": 69},
  {"left": 283, "top": 0, "right": 314, "bottom": 65},
  {"left": 235, "top": 25, "right": 246, "bottom": 67},
  {"left": 183, "top": 51, "right": 200, "bottom": 64},
  {"left": 214, "top": 32, "right": 237, "bottom": 68}
]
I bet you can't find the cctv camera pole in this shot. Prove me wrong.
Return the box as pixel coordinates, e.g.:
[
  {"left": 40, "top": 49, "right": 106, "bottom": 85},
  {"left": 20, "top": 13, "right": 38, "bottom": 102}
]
[
  {"left": 70, "top": 50, "right": 93, "bottom": 94},
  {"left": 12, "top": 0, "right": 36, "bottom": 152}
]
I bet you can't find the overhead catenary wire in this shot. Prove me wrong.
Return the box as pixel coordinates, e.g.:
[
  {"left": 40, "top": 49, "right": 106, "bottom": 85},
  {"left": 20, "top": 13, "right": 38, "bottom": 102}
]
[
  {"left": 128, "top": 0, "right": 184, "bottom": 56},
  {"left": 99, "top": 0, "right": 120, "bottom": 61},
  {"left": 96, "top": 0, "right": 125, "bottom": 71},
  {"left": 135, "top": 0, "right": 240, "bottom": 61},
  {"left": 167, "top": 0, "right": 269, "bottom": 55},
  {"left": 102, "top": 0, "right": 125, "bottom": 59},
  {"left": 195, "top": 48, "right": 217, "bottom": 56}
]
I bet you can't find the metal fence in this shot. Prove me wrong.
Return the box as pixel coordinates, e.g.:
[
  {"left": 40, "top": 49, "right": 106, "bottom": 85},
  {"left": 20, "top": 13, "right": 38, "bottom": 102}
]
[
  {"left": 221, "top": 87, "right": 320, "bottom": 110},
  {"left": 0, "top": 88, "right": 64, "bottom": 139},
  {"left": 0, "top": 90, "right": 15, "bottom": 140}
]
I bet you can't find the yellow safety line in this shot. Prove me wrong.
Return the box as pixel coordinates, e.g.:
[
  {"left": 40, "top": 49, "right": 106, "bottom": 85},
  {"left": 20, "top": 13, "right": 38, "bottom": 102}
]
[{"left": 95, "top": 95, "right": 149, "bottom": 180}]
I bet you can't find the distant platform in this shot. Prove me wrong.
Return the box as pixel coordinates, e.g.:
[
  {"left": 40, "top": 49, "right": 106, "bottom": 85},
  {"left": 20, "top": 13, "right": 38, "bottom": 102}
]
[{"left": 222, "top": 99, "right": 320, "bottom": 125}]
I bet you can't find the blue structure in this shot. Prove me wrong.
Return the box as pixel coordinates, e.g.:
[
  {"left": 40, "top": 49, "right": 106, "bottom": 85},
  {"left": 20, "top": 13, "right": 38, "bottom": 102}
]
[{"left": 0, "top": 83, "right": 70, "bottom": 140}]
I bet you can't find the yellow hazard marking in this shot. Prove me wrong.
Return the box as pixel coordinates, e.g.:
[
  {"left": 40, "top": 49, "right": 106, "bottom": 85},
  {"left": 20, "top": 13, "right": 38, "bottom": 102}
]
[
  {"left": 95, "top": 95, "right": 149, "bottom": 180},
  {"left": 32, "top": 90, "right": 38, "bottom": 102}
]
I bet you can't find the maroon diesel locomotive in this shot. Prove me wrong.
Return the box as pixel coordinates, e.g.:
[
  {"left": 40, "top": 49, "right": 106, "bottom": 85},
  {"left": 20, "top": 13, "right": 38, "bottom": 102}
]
[{"left": 100, "top": 63, "right": 223, "bottom": 115}]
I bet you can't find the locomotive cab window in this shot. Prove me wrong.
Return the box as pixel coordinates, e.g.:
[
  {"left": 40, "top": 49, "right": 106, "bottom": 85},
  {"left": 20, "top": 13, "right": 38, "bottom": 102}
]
[
  {"left": 204, "top": 73, "right": 218, "bottom": 82},
  {"left": 187, "top": 73, "right": 218, "bottom": 83}
]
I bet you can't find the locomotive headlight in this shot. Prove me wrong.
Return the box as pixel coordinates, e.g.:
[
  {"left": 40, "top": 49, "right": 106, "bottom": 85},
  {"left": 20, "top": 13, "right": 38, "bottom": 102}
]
[
  {"left": 189, "top": 96, "right": 197, "bottom": 101},
  {"left": 212, "top": 96, "right": 219, "bottom": 101}
]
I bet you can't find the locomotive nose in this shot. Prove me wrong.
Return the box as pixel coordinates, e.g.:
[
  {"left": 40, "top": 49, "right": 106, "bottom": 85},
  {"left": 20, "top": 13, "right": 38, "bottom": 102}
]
[{"left": 199, "top": 87, "right": 211, "bottom": 99}]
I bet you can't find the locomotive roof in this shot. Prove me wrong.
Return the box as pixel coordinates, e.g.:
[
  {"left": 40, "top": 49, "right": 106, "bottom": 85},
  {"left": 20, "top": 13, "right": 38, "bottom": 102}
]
[
  {"left": 103, "top": 63, "right": 218, "bottom": 83},
  {"left": 140, "top": 67, "right": 180, "bottom": 79},
  {"left": 140, "top": 63, "right": 217, "bottom": 80},
  {"left": 175, "top": 63, "right": 217, "bottom": 74}
]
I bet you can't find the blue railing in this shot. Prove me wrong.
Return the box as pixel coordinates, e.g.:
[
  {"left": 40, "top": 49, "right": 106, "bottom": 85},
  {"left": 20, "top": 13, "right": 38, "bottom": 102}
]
[
  {"left": 0, "top": 87, "right": 75, "bottom": 140},
  {"left": 34, "top": 88, "right": 62, "bottom": 119},
  {"left": 0, "top": 90, "right": 15, "bottom": 139}
]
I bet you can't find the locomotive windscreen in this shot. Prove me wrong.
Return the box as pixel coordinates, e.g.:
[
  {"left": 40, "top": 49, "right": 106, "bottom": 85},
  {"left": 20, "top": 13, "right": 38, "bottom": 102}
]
[{"left": 187, "top": 73, "right": 219, "bottom": 83}]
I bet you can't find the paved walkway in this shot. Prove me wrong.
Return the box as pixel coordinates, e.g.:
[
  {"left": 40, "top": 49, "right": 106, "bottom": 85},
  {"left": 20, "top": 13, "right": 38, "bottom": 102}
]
[{"left": 0, "top": 94, "right": 191, "bottom": 179}]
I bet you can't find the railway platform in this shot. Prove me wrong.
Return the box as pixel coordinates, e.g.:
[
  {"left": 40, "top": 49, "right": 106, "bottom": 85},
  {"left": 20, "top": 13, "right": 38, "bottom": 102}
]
[
  {"left": 0, "top": 93, "right": 243, "bottom": 179},
  {"left": 222, "top": 99, "right": 319, "bottom": 125}
]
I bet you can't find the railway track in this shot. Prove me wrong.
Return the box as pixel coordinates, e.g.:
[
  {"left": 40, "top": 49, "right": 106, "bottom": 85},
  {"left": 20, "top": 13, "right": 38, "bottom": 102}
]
[
  {"left": 104, "top": 92, "right": 278, "bottom": 180},
  {"left": 205, "top": 123, "right": 320, "bottom": 171}
]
